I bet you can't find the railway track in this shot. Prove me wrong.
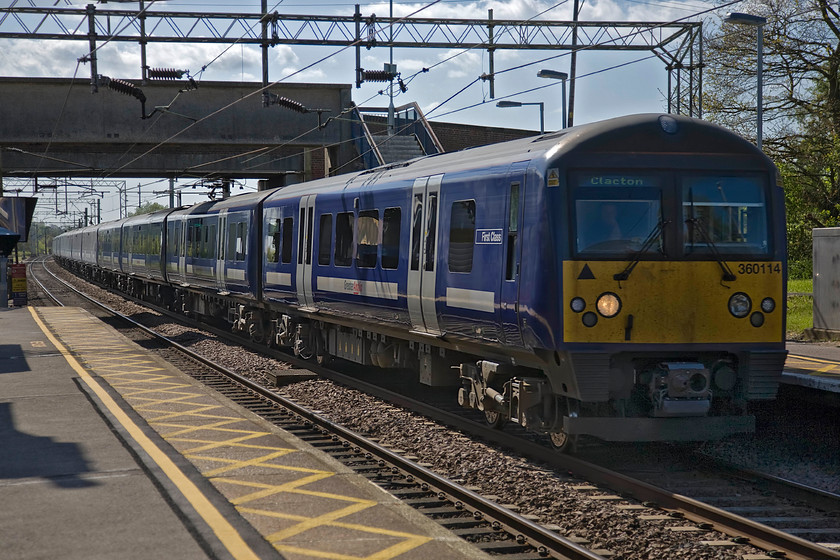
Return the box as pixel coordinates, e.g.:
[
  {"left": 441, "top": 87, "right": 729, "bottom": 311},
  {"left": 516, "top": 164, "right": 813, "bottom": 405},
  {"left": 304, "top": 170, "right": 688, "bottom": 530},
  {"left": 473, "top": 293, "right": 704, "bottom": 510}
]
[
  {"left": 31, "top": 258, "right": 840, "bottom": 560},
  {"left": 29, "top": 258, "right": 601, "bottom": 560}
]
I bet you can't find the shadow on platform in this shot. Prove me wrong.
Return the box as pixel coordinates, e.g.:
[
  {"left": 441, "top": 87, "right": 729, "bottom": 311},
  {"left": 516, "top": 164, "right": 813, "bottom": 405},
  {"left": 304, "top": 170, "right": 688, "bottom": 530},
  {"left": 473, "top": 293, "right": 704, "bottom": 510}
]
[
  {"left": 0, "top": 344, "right": 31, "bottom": 374},
  {"left": 0, "top": 402, "right": 96, "bottom": 488}
]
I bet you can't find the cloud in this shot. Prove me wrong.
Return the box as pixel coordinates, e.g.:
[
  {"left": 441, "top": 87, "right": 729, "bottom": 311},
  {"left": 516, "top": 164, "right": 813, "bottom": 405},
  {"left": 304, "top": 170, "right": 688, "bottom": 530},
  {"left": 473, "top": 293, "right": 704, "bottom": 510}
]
[
  {"left": 277, "top": 66, "right": 327, "bottom": 81},
  {"left": 0, "top": 40, "right": 91, "bottom": 78}
]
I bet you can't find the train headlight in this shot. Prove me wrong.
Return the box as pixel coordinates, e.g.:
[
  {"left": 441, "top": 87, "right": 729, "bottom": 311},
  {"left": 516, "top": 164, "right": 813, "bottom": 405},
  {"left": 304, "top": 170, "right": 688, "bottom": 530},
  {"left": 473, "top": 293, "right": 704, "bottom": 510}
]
[
  {"left": 596, "top": 292, "right": 621, "bottom": 318},
  {"left": 761, "top": 297, "right": 775, "bottom": 313},
  {"left": 728, "top": 292, "right": 751, "bottom": 318},
  {"left": 570, "top": 297, "right": 586, "bottom": 313}
]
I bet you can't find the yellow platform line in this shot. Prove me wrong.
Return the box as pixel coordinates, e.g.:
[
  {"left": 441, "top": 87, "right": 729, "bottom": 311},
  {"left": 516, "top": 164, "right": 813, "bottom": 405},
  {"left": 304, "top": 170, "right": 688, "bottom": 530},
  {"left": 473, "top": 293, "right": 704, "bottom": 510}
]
[
  {"left": 29, "top": 307, "right": 261, "bottom": 560},
  {"left": 37, "top": 308, "right": 436, "bottom": 560},
  {"left": 788, "top": 353, "right": 840, "bottom": 366}
]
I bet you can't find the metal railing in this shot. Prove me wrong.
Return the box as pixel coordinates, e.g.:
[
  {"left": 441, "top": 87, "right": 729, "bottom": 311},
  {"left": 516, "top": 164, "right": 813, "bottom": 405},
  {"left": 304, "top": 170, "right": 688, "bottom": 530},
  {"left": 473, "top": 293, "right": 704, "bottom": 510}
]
[{"left": 350, "top": 102, "right": 444, "bottom": 167}]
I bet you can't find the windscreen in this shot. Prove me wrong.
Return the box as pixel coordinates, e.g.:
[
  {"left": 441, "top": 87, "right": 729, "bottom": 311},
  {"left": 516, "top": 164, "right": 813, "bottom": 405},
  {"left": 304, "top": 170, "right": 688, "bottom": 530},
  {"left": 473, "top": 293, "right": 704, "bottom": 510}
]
[
  {"left": 574, "top": 174, "right": 662, "bottom": 255},
  {"left": 682, "top": 175, "right": 768, "bottom": 255}
]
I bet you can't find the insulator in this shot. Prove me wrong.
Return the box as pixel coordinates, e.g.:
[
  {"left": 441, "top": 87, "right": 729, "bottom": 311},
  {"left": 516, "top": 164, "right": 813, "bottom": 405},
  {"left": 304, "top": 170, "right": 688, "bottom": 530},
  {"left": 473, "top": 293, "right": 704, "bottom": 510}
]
[
  {"left": 107, "top": 78, "right": 146, "bottom": 103},
  {"left": 148, "top": 68, "right": 185, "bottom": 80},
  {"left": 398, "top": 78, "right": 407, "bottom": 93},
  {"left": 271, "top": 95, "right": 308, "bottom": 113},
  {"left": 361, "top": 70, "right": 394, "bottom": 82}
]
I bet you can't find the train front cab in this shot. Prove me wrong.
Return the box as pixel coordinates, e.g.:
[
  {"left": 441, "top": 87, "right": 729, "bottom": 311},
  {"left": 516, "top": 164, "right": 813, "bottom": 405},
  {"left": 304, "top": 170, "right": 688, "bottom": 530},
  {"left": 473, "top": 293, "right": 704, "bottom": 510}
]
[{"left": 545, "top": 115, "right": 787, "bottom": 444}]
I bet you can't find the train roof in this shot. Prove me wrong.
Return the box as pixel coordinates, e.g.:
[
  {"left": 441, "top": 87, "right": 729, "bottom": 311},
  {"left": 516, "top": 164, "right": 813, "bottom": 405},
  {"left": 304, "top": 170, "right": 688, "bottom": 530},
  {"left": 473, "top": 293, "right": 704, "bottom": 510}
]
[
  {"left": 264, "top": 113, "right": 769, "bottom": 201},
  {"left": 57, "top": 113, "right": 769, "bottom": 235},
  {"left": 121, "top": 208, "right": 174, "bottom": 227}
]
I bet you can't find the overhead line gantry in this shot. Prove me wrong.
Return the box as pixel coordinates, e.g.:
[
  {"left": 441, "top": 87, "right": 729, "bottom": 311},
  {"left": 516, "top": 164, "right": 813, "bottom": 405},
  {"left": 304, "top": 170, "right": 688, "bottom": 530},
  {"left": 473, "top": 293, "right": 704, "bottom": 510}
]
[{"left": 0, "top": 3, "right": 703, "bottom": 116}]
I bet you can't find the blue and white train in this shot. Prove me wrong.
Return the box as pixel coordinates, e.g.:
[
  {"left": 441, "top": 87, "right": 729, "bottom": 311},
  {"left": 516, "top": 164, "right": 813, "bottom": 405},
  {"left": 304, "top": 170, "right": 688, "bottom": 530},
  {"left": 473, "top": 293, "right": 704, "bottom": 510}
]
[{"left": 54, "top": 113, "right": 788, "bottom": 450}]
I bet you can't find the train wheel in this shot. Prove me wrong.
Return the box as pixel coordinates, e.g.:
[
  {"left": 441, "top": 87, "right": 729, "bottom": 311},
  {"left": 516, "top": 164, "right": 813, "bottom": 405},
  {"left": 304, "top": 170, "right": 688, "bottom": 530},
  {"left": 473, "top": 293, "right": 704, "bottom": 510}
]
[
  {"left": 484, "top": 410, "right": 506, "bottom": 430},
  {"left": 549, "top": 430, "right": 577, "bottom": 453}
]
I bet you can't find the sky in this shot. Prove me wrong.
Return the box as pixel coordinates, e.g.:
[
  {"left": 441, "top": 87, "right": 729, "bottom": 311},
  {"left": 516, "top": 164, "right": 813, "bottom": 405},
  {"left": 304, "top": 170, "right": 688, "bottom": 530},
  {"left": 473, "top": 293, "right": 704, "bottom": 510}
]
[{"left": 0, "top": 0, "right": 734, "bottom": 224}]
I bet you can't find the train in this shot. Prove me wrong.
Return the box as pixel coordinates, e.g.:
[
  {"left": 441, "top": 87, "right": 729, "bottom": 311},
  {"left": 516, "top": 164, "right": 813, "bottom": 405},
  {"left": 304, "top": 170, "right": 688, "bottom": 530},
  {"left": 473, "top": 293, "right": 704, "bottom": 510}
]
[{"left": 54, "top": 113, "right": 788, "bottom": 450}]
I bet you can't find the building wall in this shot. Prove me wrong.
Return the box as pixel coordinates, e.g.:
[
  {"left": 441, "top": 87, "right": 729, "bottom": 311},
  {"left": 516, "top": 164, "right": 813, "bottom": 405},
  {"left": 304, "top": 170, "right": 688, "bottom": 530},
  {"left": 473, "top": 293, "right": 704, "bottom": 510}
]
[{"left": 429, "top": 121, "right": 537, "bottom": 152}]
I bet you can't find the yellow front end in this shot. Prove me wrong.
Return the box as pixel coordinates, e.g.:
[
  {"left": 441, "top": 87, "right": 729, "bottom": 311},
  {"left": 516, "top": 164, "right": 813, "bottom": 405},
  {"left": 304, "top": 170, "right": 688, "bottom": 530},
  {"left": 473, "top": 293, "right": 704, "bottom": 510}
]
[{"left": 563, "top": 261, "right": 784, "bottom": 344}]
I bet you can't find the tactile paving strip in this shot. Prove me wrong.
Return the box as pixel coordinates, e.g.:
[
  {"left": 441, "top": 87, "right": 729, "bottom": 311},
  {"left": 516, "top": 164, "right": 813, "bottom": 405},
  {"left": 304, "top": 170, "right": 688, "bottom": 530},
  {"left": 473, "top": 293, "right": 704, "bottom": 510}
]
[{"left": 36, "top": 308, "right": 437, "bottom": 560}]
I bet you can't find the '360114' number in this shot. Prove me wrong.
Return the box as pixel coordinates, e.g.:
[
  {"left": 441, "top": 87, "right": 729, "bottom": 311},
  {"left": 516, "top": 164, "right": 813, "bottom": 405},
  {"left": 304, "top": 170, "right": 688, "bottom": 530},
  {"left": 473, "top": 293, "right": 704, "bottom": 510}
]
[{"left": 737, "top": 263, "right": 781, "bottom": 274}]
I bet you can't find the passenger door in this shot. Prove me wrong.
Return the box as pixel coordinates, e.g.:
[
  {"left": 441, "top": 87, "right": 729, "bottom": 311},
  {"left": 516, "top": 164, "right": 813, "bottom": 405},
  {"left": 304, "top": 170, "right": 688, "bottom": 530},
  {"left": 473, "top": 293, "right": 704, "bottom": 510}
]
[
  {"left": 500, "top": 162, "right": 528, "bottom": 346},
  {"left": 295, "top": 195, "right": 317, "bottom": 309},
  {"left": 407, "top": 175, "right": 443, "bottom": 334}
]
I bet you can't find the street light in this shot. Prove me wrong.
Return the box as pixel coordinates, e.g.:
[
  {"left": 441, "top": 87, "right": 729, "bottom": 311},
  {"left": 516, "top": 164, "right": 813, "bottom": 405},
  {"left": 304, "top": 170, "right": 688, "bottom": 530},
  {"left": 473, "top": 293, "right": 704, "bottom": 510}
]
[
  {"left": 537, "top": 69, "right": 568, "bottom": 129},
  {"left": 496, "top": 100, "right": 545, "bottom": 134},
  {"left": 724, "top": 12, "right": 767, "bottom": 150}
]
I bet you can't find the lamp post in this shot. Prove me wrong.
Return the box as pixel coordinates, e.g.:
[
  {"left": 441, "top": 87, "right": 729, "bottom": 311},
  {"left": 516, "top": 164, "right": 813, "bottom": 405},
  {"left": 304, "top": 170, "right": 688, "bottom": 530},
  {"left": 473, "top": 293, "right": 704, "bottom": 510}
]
[
  {"left": 496, "top": 100, "right": 545, "bottom": 134},
  {"left": 537, "top": 69, "right": 568, "bottom": 129},
  {"left": 724, "top": 12, "right": 767, "bottom": 150}
]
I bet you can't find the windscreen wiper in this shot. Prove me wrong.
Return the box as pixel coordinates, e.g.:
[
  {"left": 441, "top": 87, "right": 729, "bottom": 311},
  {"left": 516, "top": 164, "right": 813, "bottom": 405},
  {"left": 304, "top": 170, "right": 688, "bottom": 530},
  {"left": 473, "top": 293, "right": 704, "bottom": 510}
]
[
  {"left": 685, "top": 217, "right": 737, "bottom": 282},
  {"left": 613, "top": 219, "right": 668, "bottom": 281}
]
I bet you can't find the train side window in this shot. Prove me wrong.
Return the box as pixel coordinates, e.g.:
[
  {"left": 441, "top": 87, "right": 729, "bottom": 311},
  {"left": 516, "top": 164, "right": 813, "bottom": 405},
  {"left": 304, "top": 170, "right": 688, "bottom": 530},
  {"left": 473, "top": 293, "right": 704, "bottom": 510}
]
[
  {"left": 425, "top": 193, "right": 438, "bottom": 272},
  {"left": 199, "top": 222, "right": 205, "bottom": 258},
  {"left": 208, "top": 224, "right": 217, "bottom": 259},
  {"left": 506, "top": 183, "right": 520, "bottom": 280},
  {"left": 449, "top": 200, "right": 475, "bottom": 273},
  {"left": 356, "top": 209, "right": 380, "bottom": 268},
  {"left": 335, "top": 211, "right": 354, "bottom": 267},
  {"left": 281, "top": 217, "right": 293, "bottom": 264},
  {"left": 186, "top": 222, "right": 193, "bottom": 257},
  {"left": 186, "top": 221, "right": 191, "bottom": 257},
  {"left": 410, "top": 195, "right": 423, "bottom": 271},
  {"left": 267, "top": 218, "right": 280, "bottom": 263},
  {"left": 382, "top": 207, "right": 401, "bottom": 269},
  {"left": 169, "top": 221, "right": 180, "bottom": 258},
  {"left": 306, "top": 208, "right": 314, "bottom": 266},
  {"left": 227, "top": 221, "right": 238, "bottom": 261},
  {"left": 226, "top": 220, "right": 245, "bottom": 262},
  {"left": 318, "top": 214, "right": 333, "bottom": 265},
  {"left": 193, "top": 221, "right": 201, "bottom": 258},
  {"left": 199, "top": 223, "right": 206, "bottom": 258},
  {"left": 236, "top": 221, "right": 246, "bottom": 261},
  {"left": 298, "top": 208, "right": 306, "bottom": 265}
]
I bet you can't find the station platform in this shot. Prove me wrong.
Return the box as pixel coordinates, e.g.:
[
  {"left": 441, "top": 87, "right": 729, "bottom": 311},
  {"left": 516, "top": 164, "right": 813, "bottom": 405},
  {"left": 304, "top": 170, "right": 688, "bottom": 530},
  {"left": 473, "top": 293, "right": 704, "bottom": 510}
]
[
  {"left": 0, "top": 306, "right": 488, "bottom": 560},
  {"left": 784, "top": 341, "right": 840, "bottom": 394}
]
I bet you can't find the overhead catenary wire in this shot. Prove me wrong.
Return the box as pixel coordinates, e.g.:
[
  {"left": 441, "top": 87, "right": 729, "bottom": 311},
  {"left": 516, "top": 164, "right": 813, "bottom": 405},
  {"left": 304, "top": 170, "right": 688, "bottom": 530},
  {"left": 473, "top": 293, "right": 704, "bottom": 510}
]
[
  {"left": 28, "top": 0, "right": 780, "bottom": 223},
  {"left": 100, "top": 0, "right": 445, "bottom": 181},
  {"left": 423, "top": 0, "right": 744, "bottom": 120},
  {"left": 45, "top": 0, "right": 713, "bottom": 181}
]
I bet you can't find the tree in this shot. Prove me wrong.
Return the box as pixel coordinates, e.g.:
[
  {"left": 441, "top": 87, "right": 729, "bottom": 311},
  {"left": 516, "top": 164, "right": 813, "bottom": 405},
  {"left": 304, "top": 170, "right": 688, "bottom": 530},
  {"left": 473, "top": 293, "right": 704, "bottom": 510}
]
[
  {"left": 17, "top": 221, "right": 63, "bottom": 258},
  {"left": 128, "top": 202, "right": 167, "bottom": 217},
  {"left": 704, "top": 0, "right": 840, "bottom": 277}
]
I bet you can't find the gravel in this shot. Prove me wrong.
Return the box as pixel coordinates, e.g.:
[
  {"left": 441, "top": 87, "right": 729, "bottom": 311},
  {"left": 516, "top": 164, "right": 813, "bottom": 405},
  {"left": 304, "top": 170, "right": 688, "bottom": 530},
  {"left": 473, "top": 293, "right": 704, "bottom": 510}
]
[{"left": 42, "top": 261, "right": 840, "bottom": 559}]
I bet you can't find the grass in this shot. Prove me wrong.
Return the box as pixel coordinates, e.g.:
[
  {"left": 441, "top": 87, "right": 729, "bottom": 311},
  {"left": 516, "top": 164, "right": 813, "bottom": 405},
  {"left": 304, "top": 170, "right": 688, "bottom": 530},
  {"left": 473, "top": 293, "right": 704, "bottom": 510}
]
[{"left": 786, "top": 278, "right": 812, "bottom": 339}]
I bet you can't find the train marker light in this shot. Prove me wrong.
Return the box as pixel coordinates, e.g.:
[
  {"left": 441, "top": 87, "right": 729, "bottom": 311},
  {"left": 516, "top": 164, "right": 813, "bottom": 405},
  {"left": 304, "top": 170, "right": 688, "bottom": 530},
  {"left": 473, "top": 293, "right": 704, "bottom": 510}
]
[
  {"left": 750, "top": 312, "right": 765, "bottom": 327},
  {"left": 570, "top": 297, "right": 586, "bottom": 313},
  {"left": 760, "top": 297, "right": 775, "bottom": 313},
  {"left": 596, "top": 292, "right": 621, "bottom": 317},
  {"left": 728, "top": 292, "right": 751, "bottom": 318},
  {"left": 582, "top": 312, "right": 598, "bottom": 327}
]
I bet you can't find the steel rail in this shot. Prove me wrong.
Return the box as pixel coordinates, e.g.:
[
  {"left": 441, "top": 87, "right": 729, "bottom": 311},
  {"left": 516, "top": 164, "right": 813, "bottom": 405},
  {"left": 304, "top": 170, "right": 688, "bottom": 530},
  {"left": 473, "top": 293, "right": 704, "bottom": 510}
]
[
  {"left": 37, "top": 261, "right": 605, "bottom": 560},
  {"left": 28, "top": 257, "right": 65, "bottom": 307},
  {"left": 42, "top": 260, "right": 840, "bottom": 560}
]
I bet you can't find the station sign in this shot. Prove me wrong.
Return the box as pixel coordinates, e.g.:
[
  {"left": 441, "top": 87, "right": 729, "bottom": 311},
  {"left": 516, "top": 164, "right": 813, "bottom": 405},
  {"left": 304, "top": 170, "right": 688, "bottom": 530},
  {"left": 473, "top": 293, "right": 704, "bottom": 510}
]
[{"left": 10, "top": 263, "right": 27, "bottom": 306}]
